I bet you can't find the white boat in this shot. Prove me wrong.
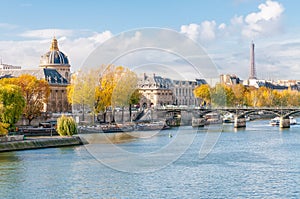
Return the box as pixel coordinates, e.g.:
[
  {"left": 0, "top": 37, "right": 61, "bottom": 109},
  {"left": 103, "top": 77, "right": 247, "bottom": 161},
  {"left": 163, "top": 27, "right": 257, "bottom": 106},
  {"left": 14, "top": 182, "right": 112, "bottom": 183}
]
[
  {"left": 270, "top": 117, "right": 280, "bottom": 126},
  {"left": 289, "top": 116, "right": 297, "bottom": 125},
  {"left": 270, "top": 116, "right": 297, "bottom": 126},
  {"left": 223, "top": 113, "right": 234, "bottom": 123}
]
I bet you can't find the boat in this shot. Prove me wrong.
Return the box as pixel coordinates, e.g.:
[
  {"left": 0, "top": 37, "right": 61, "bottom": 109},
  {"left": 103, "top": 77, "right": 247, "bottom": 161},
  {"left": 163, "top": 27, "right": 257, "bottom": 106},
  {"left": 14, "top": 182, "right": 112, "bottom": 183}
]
[
  {"left": 270, "top": 116, "right": 297, "bottom": 126},
  {"left": 223, "top": 113, "right": 234, "bottom": 123},
  {"left": 289, "top": 116, "right": 297, "bottom": 125},
  {"left": 78, "top": 121, "right": 170, "bottom": 134},
  {"left": 205, "top": 112, "right": 222, "bottom": 124},
  {"left": 270, "top": 117, "right": 280, "bottom": 126},
  {"left": 192, "top": 117, "right": 206, "bottom": 127}
]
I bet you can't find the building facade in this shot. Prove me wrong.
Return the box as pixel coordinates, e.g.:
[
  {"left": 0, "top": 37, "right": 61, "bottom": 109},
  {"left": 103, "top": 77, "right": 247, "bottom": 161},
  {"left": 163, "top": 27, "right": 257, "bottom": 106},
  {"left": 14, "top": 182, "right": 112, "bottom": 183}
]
[
  {"left": 220, "top": 74, "right": 241, "bottom": 85},
  {"left": 138, "top": 73, "right": 173, "bottom": 108},
  {"left": 138, "top": 73, "right": 206, "bottom": 108},
  {"left": 0, "top": 37, "right": 71, "bottom": 113}
]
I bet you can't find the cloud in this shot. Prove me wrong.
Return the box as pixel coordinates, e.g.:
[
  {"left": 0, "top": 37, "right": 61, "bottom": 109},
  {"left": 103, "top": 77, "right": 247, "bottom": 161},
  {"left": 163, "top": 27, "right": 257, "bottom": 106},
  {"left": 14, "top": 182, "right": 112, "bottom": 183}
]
[
  {"left": 180, "top": 20, "right": 216, "bottom": 41},
  {"left": 0, "top": 23, "right": 18, "bottom": 30},
  {"left": 20, "top": 29, "right": 74, "bottom": 39},
  {"left": 0, "top": 29, "right": 113, "bottom": 72},
  {"left": 242, "top": 0, "right": 284, "bottom": 38},
  {"left": 180, "top": 0, "right": 284, "bottom": 41}
]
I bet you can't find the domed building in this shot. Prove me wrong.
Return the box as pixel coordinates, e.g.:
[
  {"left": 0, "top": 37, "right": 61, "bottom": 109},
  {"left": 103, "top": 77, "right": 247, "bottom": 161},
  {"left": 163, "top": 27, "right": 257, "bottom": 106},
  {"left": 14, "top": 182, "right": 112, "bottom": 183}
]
[
  {"left": 39, "top": 37, "right": 72, "bottom": 113},
  {"left": 40, "top": 37, "right": 71, "bottom": 81},
  {"left": 0, "top": 37, "right": 72, "bottom": 114}
]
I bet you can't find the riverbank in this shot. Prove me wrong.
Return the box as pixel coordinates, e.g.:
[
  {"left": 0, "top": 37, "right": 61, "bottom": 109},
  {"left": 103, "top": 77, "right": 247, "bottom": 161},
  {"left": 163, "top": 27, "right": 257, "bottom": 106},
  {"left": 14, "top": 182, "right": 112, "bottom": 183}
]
[{"left": 0, "top": 136, "right": 84, "bottom": 152}]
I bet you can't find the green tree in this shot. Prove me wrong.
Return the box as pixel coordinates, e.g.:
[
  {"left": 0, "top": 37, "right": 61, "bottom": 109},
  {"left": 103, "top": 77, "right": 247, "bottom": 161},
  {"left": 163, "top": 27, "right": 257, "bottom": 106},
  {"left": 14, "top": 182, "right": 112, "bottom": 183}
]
[
  {"left": 0, "top": 84, "right": 25, "bottom": 133},
  {"left": 0, "top": 103, "right": 10, "bottom": 136},
  {"left": 211, "top": 84, "right": 227, "bottom": 107},
  {"left": 111, "top": 67, "right": 140, "bottom": 122},
  {"left": 57, "top": 115, "right": 77, "bottom": 136},
  {"left": 128, "top": 89, "right": 142, "bottom": 122},
  {"left": 67, "top": 69, "right": 99, "bottom": 122}
]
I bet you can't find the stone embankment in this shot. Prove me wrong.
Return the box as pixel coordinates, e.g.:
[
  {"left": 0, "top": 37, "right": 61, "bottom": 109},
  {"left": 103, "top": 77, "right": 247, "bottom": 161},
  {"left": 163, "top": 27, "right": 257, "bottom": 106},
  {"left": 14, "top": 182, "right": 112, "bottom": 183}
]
[{"left": 0, "top": 136, "right": 83, "bottom": 152}]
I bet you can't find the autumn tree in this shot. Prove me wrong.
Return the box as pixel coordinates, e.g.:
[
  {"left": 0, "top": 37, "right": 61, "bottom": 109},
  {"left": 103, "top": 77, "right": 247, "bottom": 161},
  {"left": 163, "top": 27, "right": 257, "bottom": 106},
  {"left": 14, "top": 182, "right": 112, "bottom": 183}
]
[
  {"left": 95, "top": 65, "right": 116, "bottom": 123},
  {"left": 0, "top": 84, "right": 25, "bottom": 134},
  {"left": 67, "top": 69, "right": 99, "bottom": 122},
  {"left": 193, "top": 84, "right": 211, "bottom": 106},
  {"left": 111, "top": 67, "right": 140, "bottom": 122},
  {"left": 231, "top": 84, "right": 248, "bottom": 106},
  {"left": 4, "top": 75, "right": 50, "bottom": 125},
  {"left": 95, "top": 65, "right": 140, "bottom": 123}
]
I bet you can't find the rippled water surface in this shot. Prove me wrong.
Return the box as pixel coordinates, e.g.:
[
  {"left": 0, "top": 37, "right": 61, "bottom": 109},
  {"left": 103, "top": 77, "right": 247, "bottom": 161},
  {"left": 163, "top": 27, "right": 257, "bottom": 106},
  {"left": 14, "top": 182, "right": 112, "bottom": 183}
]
[{"left": 1, "top": 120, "right": 300, "bottom": 198}]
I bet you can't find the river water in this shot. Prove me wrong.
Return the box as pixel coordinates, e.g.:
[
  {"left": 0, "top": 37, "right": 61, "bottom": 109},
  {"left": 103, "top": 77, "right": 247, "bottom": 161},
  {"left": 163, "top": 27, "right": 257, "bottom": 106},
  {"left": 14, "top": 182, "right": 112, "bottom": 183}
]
[{"left": 1, "top": 120, "right": 300, "bottom": 199}]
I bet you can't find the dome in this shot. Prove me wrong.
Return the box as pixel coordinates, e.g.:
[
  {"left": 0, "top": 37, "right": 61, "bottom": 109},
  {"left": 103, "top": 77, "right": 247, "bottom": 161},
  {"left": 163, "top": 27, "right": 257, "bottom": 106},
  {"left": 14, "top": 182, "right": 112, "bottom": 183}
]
[{"left": 40, "top": 37, "right": 70, "bottom": 66}]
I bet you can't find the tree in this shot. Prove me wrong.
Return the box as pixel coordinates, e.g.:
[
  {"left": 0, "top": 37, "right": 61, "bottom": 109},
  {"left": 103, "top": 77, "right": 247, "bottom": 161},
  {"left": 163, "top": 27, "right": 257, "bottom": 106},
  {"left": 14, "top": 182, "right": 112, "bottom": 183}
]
[
  {"left": 95, "top": 65, "right": 116, "bottom": 123},
  {"left": 0, "top": 84, "right": 25, "bottom": 133},
  {"left": 0, "top": 122, "right": 10, "bottom": 136},
  {"left": 193, "top": 84, "right": 211, "bottom": 106},
  {"left": 111, "top": 67, "right": 140, "bottom": 122},
  {"left": 0, "top": 103, "right": 9, "bottom": 136},
  {"left": 210, "top": 84, "right": 228, "bottom": 107},
  {"left": 9, "top": 75, "right": 50, "bottom": 125},
  {"left": 57, "top": 115, "right": 77, "bottom": 136},
  {"left": 231, "top": 84, "right": 247, "bottom": 106},
  {"left": 95, "top": 65, "right": 139, "bottom": 123},
  {"left": 67, "top": 69, "right": 99, "bottom": 122},
  {"left": 128, "top": 89, "right": 142, "bottom": 122}
]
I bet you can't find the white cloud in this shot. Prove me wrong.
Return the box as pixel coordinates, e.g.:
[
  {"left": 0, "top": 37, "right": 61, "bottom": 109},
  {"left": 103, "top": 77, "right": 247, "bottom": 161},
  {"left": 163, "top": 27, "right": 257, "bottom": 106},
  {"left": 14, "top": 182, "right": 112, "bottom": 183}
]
[
  {"left": 88, "top": 31, "right": 113, "bottom": 43},
  {"left": 180, "top": 20, "right": 216, "bottom": 41},
  {"left": 218, "top": 23, "right": 226, "bottom": 30},
  {"left": 242, "top": 0, "right": 284, "bottom": 38},
  {"left": 0, "top": 29, "right": 113, "bottom": 72},
  {"left": 0, "top": 23, "right": 18, "bottom": 30},
  {"left": 20, "top": 29, "right": 74, "bottom": 39},
  {"left": 180, "top": 23, "right": 199, "bottom": 41}
]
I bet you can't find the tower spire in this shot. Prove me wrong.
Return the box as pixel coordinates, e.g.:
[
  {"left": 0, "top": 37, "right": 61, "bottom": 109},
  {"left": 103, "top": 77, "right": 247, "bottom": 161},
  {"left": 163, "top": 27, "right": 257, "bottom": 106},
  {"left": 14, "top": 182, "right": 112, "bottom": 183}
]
[
  {"left": 50, "top": 36, "right": 59, "bottom": 51},
  {"left": 249, "top": 40, "right": 256, "bottom": 79}
]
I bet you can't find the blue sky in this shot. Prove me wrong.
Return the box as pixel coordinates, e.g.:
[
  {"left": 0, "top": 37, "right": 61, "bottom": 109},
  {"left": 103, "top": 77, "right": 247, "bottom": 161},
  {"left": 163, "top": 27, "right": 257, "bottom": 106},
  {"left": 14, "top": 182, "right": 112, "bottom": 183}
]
[{"left": 0, "top": 0, "right": 300, "bottom": 80}]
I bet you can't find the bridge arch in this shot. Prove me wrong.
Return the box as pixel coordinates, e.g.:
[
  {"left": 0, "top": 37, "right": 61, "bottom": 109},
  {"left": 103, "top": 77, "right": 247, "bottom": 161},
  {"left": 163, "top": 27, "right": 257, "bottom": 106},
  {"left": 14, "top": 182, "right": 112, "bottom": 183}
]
[
  {"left": 283, "top": 110, "right": 300, "bottom": 118},
  {"left": 237, "top": 110, "right": 281, "bottom": 119}
]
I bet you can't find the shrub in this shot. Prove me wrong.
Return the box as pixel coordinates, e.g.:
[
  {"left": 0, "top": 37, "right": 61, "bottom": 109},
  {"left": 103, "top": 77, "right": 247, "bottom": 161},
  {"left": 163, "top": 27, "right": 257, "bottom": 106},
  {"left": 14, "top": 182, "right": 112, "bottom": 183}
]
[
  {"left": 0, "top": 122, "right": 10, "bottom": 136},
  {"left": 57, "top": 115, "right": 77, "bottom": 136}
]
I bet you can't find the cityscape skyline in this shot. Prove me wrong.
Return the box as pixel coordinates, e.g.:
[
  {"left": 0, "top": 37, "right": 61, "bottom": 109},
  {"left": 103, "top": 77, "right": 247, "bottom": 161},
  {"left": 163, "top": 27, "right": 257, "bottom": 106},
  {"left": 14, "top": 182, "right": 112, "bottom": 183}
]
[{"left": 0, "top": 0, "right": 300, "bottom": 80}]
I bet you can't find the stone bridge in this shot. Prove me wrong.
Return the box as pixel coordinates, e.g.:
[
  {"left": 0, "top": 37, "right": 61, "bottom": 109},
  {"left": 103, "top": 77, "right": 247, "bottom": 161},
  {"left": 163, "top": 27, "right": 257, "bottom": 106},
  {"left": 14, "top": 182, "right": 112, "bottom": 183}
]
[{"left": 155, "top": 107, "right": 300, "bottom": 128}]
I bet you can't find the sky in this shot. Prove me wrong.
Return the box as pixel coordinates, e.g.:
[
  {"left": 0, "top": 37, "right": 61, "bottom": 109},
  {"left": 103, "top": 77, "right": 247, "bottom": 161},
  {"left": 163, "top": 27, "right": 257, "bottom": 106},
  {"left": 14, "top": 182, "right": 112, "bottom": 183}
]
[{"left": 0, "top": 0, "right": 300, "bottom": 80}]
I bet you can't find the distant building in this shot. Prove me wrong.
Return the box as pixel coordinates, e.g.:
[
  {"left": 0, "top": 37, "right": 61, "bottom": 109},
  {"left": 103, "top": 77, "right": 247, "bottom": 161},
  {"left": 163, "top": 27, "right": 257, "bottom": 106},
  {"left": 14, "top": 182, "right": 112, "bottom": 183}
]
[
  {"left": 243, "top": 79, "right": 289, "bottom": 91},
  {"left": 137, "top": 73, "right": 207, "bottom": 108},
  {"left": 0, "top": 63, "right": 21, "bottom": 70},
  {"left": 0, "top": 37, "right": 71, "bottom": 113},
  {"left": 220, "top": 74, "right": 241, "bottom": 85},
  {"left": 249, "top": 41, "right": 257, "bottom": 79},
  {"left": 138, "top": 73, "right": 173, "bottom": 108},
  {"left": 172, "top": 80, "right": 203, "bottom": 106}
]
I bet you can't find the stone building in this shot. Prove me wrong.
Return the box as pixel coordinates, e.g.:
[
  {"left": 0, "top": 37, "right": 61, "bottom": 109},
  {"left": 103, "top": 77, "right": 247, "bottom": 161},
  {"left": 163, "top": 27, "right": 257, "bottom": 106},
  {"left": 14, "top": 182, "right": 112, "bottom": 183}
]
[
  {"left": 172, "top": 79, "right": 205, "bottom": 106},
  {"left": 137, "top": 73, "right": 173, "bottom": 108},
  {"left": 0, "top": 37, "right": 71, "bottom": 113},
  {"left": 137, "top": 73, "right": 206, "bottom": 108},
  {"left": 220, "top": 74, "right": 241, "bottom": 85}
]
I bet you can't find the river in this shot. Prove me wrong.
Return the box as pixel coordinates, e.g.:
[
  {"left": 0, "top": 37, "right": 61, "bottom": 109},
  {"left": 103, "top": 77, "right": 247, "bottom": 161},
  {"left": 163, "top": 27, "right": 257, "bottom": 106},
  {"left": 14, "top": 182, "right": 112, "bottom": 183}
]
[{"left": 1, "top": 119, "right": 300, "bottom": 198}]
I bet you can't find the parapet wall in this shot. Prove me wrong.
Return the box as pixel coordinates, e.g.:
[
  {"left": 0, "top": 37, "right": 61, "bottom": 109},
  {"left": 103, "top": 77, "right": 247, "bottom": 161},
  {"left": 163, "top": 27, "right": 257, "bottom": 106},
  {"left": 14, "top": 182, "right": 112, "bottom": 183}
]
[{"left": 0, "top": 136, "right": 83, "bottom": 152}]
